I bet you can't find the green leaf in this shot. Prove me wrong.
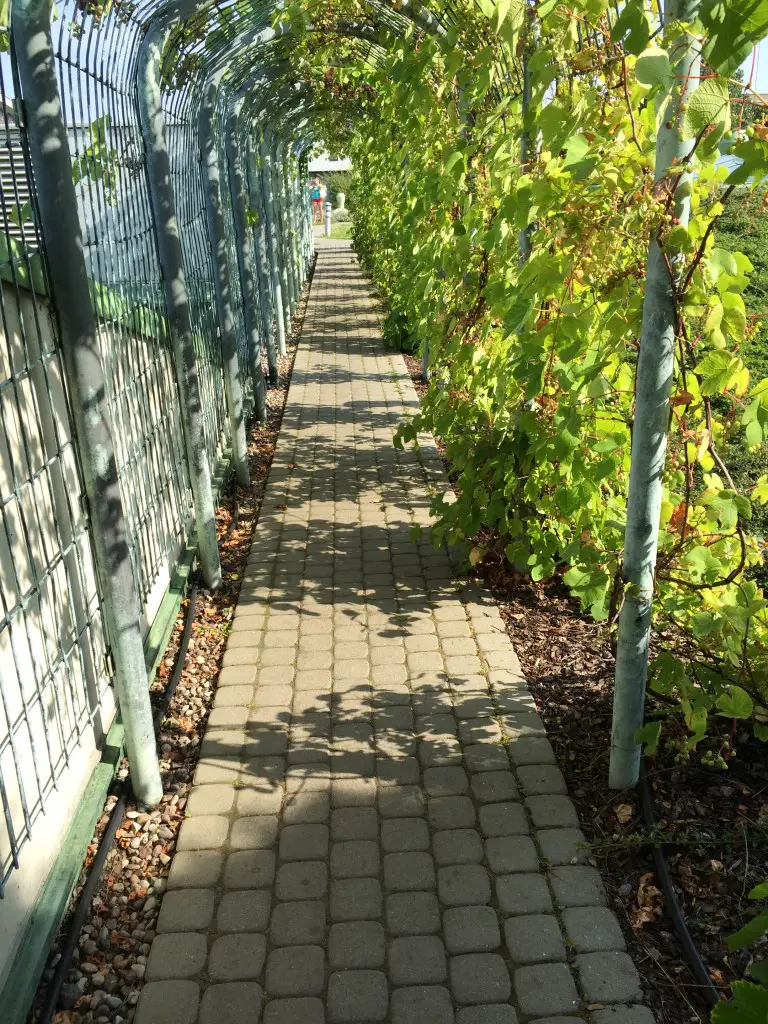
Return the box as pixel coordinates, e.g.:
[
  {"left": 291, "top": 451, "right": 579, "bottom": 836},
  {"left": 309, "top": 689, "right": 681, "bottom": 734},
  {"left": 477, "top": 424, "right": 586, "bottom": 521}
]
[
  {"left": 493, "top": 0, "right": 523, "bottom": 31},
  {"left": 701, "top": 0, "right": 768, "bottom": 76},
  {"left": 634, "top": 47, "right": 674, "bottom": 90},
  {"left": 683, "top": 702, "right": 708, "bottom": 743},
  {"left": 749, "top": 882, "right": 768, "bottom": 900},
  {"left": 443, "top": 151, "right": 465, "bottom": 175},
  {"left": 708, "top": 248, "right": 738, "bottom": 279},
  {"left": 695, "top": 349, "right": 741, "bottom": 394},
  {"left": 634, "top": 720, "right": 662, "bottom": 755},
  {"left": 716, "top": 686, "right": 754, "bottom": 720},
  {"left": 746, "top": 418, "right": 764, "bottom": 447},
  {"left": 610, "top": 3, "right": 650, "bottom": 55},
  {"left": 728, "top": 909, "right": 768, "bottom": 951},
  {"left": 562, "top": 134, "right": 590, "bottom": 166},
  {"left": 692, "top": 611, "right": 716, "bottom": 637},
  {"left": 683, "top": 77, "right": 731, "bottom": 141},
  {"left": 685, "top": 544, "right": 722, "bottom": 579},
  {"left": 712, "top": 979, "right": 768, "bottom": 1024},
  {"left": 722, "top": 292, "right": 747, "bottom": 342},
  {"left": 747, "top": 960, "right": 768, "bottom": 986}
]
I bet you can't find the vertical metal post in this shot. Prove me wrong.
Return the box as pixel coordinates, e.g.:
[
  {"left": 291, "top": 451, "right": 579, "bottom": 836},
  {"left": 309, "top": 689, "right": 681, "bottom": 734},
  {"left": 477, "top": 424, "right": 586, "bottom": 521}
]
[
  {"left": 289, "top": 156, "right": 303, "bottom": 293},
  {"left": 324, "top": 200, "right": 332, "bottom": 238},
  {"left": 300, "top": 154, "right": 310, "bottom": 270},
  {"left": 226, "top": 106, "right": 267, "bottom": 424},
  {"left": 199, "top": 81, "right": 250, "bottom": 484},
  {"left": 610, "top": 0, "right": 700, "bottom": 790},
  {"left": 13, "top": 0, "right": 162, "bottom": 806},
  {"left": 260, "top": 135, "right": 287, "bottom": 356},
  {"left": 247, "top": 139, "right": 279, "bottom": 384},
  {"left": 518, "top": 17, "right": 534, "bottom": 264},
  {"left": 287, "top": 149, "right": 304, "bottom": 289},
  {"left": 300, "top": 148, "right": 311, "bottom": 267},
  {"left": 137, "top": 22, "right": 222, "bottom": 589},
  {"left": 305, "top": 153, "right": 315, "bottom": 263},
  {"left": 277, "top": 142, "right": 297, "bottom": 315},
  {"left": 271, "top": 141, "right": 293, "bottom": 333}
]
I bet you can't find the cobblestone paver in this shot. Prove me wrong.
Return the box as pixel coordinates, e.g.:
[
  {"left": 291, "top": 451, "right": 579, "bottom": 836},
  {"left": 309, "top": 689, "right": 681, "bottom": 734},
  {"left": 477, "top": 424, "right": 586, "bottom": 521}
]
[{"left": 136, "top": 239, "right": 651, "bottom": 1023}]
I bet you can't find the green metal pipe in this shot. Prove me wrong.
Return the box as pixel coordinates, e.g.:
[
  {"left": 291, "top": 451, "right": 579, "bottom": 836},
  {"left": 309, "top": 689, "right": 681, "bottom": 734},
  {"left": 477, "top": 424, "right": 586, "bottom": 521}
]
[
  {"left": 271, "top": 142, "right": 293, "bottom": 332},
  {"left": 199, "top": 80, "right": 250, "bottom": 484},
  {"left": 136, "top": 20, "right": 222, "bottom": 590},
  {"left": 286, "top": 153, "right": 303, "bottom": 294},
  {"left": 518, "top": 7, "right": 536, "bottom": 265},
  {"left": 12, "top": 0, "right": 162, "bottom": 806},
  {"left": 260, "top": 135, "right": 288, "bottom": 355},
  {"left": 226, "top": 105, "right": 268, "bottom": 424},
  {"left": 278, "top": 142, "right": 299, "bottom": 312},
  {"left": 246, "top": 139, "right": 279, "bottom": 383},
  {"left": 610, "top": 0, "right": 701, "bottom": 790}
]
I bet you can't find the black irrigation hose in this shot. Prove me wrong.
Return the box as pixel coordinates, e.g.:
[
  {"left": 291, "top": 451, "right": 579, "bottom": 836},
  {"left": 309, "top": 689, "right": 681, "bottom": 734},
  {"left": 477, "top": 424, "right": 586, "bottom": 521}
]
[
  {"left": 222, "top": 493, "right": 240, "bottom": 546},
  {"left": 639, "top": 758, "right": 722, "bottom": 1010},
  {"left": 38, "top": 781, "right": 129, "bottom": 1024},
  {"left": 38, "top": 582, "right": 200, "bottom": 1024},
  {"left": 152, "top": 582, "right": 199, "bottom": 733}
]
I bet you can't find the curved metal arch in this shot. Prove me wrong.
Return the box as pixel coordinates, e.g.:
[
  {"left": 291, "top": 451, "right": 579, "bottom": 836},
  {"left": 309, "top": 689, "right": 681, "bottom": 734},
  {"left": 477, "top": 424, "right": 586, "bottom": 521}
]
[{"left": 141, "top": 0, "right": 452, "bottom": 129}]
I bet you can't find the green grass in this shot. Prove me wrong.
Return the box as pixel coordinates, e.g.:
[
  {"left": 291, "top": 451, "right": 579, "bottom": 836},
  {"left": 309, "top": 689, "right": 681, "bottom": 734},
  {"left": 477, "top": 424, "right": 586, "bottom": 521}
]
[{"left": 330, "top": 223, "right": 352, "bottom": 239}]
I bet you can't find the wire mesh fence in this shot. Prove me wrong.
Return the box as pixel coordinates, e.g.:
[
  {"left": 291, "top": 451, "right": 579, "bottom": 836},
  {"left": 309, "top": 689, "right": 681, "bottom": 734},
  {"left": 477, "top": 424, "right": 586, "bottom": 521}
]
[
  {"left": 0, "top": 0, "right": 503, "bottom": 964},
  {"left": 0, "top": 0, "right": 312, "bottom": 906},
  {"left": 0, "top": 54, "right": 116, "bottom": 898}
]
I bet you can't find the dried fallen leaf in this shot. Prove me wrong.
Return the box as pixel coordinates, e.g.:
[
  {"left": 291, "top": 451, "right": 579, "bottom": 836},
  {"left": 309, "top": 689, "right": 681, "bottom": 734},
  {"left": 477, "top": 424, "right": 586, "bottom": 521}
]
[
  {"left": 632, "top": 871, "right": 663, "bottom": 929},
  {"left": 615, "top": 802, "right": 634, "bottom": 824}
]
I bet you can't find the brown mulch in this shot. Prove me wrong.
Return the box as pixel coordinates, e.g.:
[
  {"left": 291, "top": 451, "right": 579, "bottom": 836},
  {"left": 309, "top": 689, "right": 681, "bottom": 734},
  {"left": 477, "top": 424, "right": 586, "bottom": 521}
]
[
  {"left": 401, "top": 349, "right": 768, "bottom": 1024},
  {"left": 31, "top": 266, "right": 313, "bottom": 1024}
]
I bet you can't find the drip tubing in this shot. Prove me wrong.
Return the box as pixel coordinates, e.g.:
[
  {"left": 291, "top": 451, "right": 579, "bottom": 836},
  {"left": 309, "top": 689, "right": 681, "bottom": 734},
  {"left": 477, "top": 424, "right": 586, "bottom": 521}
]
[
  {"left": 38, "top": 582, "right": 200, "bottom": 1024},
  {"left": 152, "top": 582, "right": 199, "bottom": 733},
  {"left": 222, "top": 492, "right": 240, "bottom": 546},
  {"left": 37, "top": 781, "right": 129, "bottom": 1024},
  {"left": 639, "top": 758, "right": 721, "bottom": 1010}
]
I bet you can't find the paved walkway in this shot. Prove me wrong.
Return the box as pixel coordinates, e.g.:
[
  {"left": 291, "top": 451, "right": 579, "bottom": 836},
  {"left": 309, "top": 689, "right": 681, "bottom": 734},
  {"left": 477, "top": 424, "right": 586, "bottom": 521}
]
[{"left": 136, "top": 242, "right": 651, "bottom": 1024}]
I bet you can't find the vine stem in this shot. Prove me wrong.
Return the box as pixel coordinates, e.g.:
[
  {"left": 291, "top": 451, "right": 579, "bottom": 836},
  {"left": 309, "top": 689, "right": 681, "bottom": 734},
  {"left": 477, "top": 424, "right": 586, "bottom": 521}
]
[{"left": 621, "top": 57, "right": 643, "bottom": 153}]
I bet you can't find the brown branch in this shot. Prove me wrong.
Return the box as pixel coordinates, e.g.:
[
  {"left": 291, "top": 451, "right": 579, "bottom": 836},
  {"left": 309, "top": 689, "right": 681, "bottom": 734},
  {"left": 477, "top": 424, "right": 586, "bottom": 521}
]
[{"left": 621, "top": 57, "right": 643, "bottom": 153}]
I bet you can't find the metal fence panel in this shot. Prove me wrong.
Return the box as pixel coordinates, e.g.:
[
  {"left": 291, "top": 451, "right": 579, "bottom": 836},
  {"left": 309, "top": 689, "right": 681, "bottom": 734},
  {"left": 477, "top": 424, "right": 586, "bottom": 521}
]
[{"left": 0, "top": 57, "right": 115, "bottom": 894}]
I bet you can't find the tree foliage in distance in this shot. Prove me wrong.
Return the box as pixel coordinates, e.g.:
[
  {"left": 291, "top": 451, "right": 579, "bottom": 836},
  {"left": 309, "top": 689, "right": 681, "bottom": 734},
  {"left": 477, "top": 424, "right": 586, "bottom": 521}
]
[{"left": 273, "top": 0, "right": 768, "bottom": 764}]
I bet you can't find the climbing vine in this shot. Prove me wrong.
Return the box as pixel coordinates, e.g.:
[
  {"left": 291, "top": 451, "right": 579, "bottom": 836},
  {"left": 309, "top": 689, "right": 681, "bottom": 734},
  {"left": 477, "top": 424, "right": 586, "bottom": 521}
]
[{"left": 268, "top": 0, "right": 768, "bottom": 762}]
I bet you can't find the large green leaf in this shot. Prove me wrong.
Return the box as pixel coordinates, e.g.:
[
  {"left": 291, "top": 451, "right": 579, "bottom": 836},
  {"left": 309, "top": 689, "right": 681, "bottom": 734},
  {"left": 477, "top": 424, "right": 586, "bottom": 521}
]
[
  {"left": 635, "top": 47, "right": 674, "bottom": 90},
  {"left": 695, "top": 350, "right": 742, "bottom": 394},
  {"left": 728, "top": 909, "right": 768, "bottom": 951},
  {"left": 716, "top": 686, "right": 754, "bottom": 720},
  {"left": 712, "top": 979, "right": 768, "bottom": 1024},
  {"left": 682, "top": 77, "right": 731, "bottom": 141},
  {"left": 610, "top": 4, "right": 650, "bottom": 55},
  {"left": 700, "top": 0, "right": 768, "bottom": 76}
]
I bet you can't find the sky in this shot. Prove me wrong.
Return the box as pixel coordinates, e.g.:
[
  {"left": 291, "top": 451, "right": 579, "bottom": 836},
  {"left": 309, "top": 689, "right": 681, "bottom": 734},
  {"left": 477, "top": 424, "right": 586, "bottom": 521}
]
[{"left": 743, "top": 40, "right": 768, "bottom": 95}]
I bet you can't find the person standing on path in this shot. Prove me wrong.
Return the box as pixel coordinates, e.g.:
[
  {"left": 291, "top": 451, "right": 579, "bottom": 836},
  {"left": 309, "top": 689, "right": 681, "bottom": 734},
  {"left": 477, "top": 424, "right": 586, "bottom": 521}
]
[{"left": 310, "top": 176, "right": 324, "bottom": 223}]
